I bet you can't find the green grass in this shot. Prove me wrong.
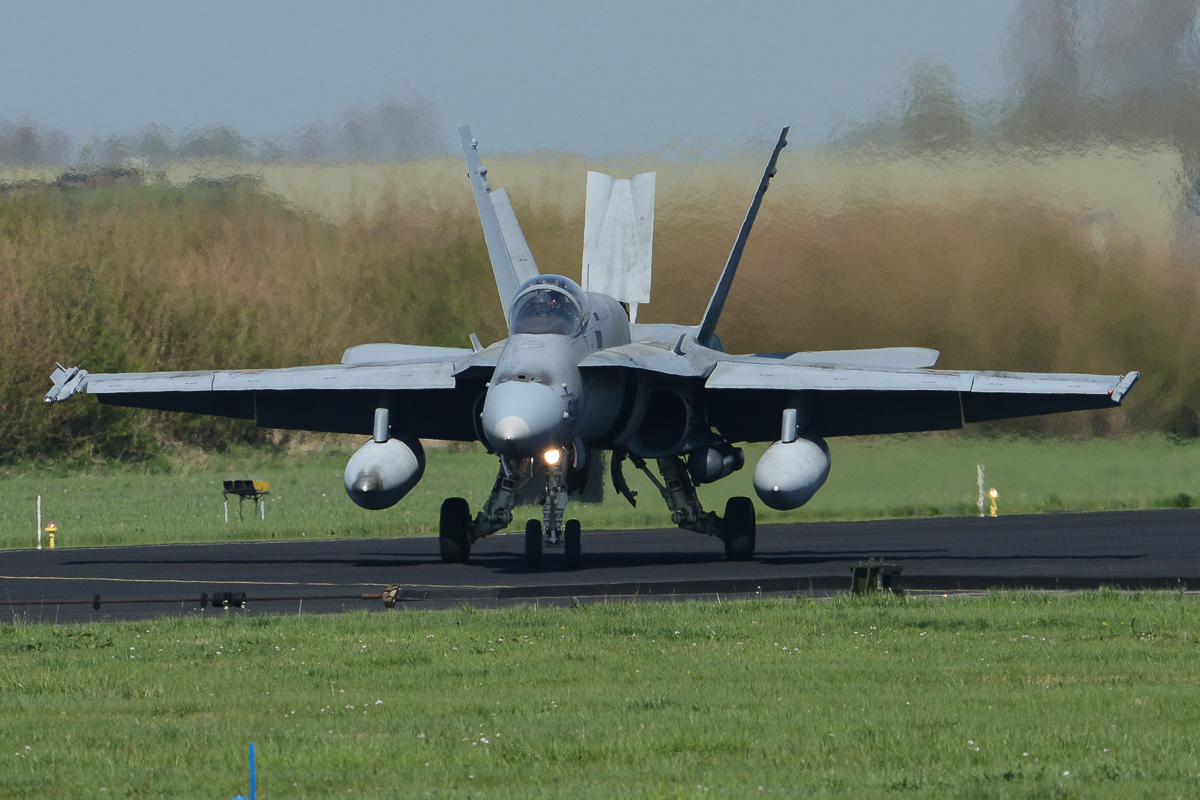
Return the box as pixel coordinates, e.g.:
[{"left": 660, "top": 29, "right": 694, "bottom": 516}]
[
  {"left": 3, "top": 435, "right": 1200, "bottom": 551},
  {"left": 2, "top": 591, "right": 1199, "bottom": 797}
]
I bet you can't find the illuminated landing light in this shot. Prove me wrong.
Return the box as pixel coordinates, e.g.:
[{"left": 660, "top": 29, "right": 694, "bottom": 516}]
[{"left": 544, "top": 449, "right": 561, "bottom": 466}]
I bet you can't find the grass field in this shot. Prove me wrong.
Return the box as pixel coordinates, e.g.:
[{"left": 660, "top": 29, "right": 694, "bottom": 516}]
[
  {"left": 2, "top": 591, "right": 1198, "bottom": 798},
  {"left": 1, "top": 435, "right": 1198, "bottom": 551}
]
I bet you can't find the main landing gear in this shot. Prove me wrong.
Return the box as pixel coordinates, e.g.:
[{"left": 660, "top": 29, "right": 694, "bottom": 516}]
[
  {"left": 438, "top": 497, "right": 472, "bottom": 563},
  {"left": 439, "top": 449, "right": 757, "bottom": 568},
  {"left": 611, "top": 448, "right": 757, "bottom": 561}
]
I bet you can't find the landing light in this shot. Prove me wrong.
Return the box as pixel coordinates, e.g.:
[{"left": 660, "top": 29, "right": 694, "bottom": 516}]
[{"left": 543, "top": 449, "right": 561, "bottom": 466}]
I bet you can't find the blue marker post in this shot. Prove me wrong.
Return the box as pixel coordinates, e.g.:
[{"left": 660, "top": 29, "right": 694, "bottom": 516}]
[{"left": 232, "top": 743, "right": 256, "bottom": 800}]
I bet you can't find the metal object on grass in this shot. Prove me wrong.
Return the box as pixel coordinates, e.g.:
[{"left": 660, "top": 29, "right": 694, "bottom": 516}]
[
  {"left": 223, "top": 480, "right": 270, "bottom": 521},
  {"left": 851, "top": 560, "right": 904, "bottom": 595}
]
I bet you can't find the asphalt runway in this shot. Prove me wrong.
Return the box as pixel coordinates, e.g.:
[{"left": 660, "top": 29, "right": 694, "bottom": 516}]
[{"left": 3, "top": 508, "right": 1200, "bottom": 622}]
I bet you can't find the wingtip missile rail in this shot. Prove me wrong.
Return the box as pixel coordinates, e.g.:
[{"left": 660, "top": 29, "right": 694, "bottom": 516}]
[
  {"left": 1111, "top": 371, "right": 1139, "bottom": 403},
  {"left": 44, "top": 364, "right": 88, "bottom": 405}
]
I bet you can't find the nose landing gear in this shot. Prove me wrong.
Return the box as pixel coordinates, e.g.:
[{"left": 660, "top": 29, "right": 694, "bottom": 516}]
[
  {"left": 437, "top": 452, "right": 585, "bottom": 570},
  {"left": 522, "top": 516, "right": 582, "bottom": 570},
  {"left": 524, "top": 458, "right": 582, "bottom": 570}
]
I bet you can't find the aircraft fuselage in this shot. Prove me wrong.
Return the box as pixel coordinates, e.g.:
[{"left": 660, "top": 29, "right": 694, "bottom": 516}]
[{"left": 482, "top": 285, "right": 630, "bottom": 458}]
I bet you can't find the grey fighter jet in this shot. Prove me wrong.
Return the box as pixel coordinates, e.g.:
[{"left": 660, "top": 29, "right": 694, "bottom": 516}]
[{"left": 46, "top": 126, "right": 1139, "bottom": 569}]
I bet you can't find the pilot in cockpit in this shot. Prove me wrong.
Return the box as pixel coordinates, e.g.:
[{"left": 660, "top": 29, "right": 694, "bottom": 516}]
[{"left": 510, "top": 276, "right": 586, "bottom": 336}]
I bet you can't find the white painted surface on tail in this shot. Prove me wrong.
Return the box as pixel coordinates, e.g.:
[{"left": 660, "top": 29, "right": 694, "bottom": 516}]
[{"left": 582, "top": 171, "right": 654, "bottom": 322}]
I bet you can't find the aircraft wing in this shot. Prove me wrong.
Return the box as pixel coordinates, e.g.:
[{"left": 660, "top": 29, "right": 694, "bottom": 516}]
[
  {"left": 45, "top": 348, "right": 492, "bottom": 440},
  {"left": 702, "top": 359, "right": 1139, "bottom": 440}
]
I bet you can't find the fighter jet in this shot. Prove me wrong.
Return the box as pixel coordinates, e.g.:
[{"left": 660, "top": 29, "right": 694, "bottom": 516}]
[{"left": 46, "top": 126, "right": 1139, "bottom": 569}]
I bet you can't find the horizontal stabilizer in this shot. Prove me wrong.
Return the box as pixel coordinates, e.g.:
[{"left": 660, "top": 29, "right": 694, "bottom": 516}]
[{"left": 582, "top": 171, "right": 655, "bottom": 321}]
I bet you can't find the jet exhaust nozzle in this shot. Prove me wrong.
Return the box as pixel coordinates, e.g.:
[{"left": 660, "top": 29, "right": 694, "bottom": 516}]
[
  {"left": 752, "top": 437, "right": 831, "bottom": 510},
  {"left": 344, "top": 436, "right": 426, "bottom": 510}
]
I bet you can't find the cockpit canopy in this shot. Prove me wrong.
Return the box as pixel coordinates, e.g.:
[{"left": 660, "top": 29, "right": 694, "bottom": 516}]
[{"left": 509, "top": 275, "right": 588, "bottom": 336}]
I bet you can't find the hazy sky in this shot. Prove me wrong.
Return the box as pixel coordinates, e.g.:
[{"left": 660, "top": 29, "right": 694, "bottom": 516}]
[{"left": 1, "top": 1, "right": 1019, "bottom": 154}]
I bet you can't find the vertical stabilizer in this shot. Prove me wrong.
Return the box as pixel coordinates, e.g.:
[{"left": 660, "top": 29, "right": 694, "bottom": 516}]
[
  {"left": 695, "top": 127, "right": 789, "bottom": 349},
  {"left": 582, "top": 171, "right": 655, "bottom": 322},
  {"left": 490, "top": 188, "right": 540, "bottom": 286},
  {"left": 458, "top": 126, "right": 539, "bottom": 323}
]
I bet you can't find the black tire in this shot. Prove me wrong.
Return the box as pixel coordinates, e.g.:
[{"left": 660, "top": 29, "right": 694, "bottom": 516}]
[
  {"left": 525, "top": 519, "right": 543, "bottom": 569},
  {"left": 722, "top": 496, "right": 756, "bottom": 561},
  {"left": 564, "top": 519, "right": 582, "bottom": 571},
  {"left": 439, "top": 497, "right": 472, "bottom": 563}
]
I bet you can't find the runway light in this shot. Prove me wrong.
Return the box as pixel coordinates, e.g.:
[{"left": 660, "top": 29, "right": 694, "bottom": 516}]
[{"left": 543, "top": 449, "right": 561, "bottom": 466}]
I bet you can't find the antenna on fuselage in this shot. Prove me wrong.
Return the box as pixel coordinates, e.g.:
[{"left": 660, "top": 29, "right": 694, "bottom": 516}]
[{"left": 695, "top": 127, "right": 789, "bottom": 350}]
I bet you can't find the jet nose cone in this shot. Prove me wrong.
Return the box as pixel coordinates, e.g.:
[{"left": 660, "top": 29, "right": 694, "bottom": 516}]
[
  {"left": 491, "top": 415, "right": 532, "bottom": 449},
  {"left": 482, "top": 380, "right": 566, "bottom": 457}
]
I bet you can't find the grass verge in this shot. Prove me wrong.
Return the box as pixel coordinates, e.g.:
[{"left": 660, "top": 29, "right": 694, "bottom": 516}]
[
  {"left": 1, "top": 591, "right": 1197, "bottom": 798},
  {"left": 2, "top": 435, "right": 1200, "bottom": 550}
]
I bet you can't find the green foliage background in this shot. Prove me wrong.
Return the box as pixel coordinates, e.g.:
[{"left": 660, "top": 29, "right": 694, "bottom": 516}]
[{"left": 2, "top": 173, "right": 1196, "bottom": 463}]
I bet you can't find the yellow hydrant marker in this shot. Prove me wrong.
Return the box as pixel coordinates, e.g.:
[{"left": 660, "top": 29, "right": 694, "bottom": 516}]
[{"left": 988, "top": 488, "right": 999, "bottom": 518}]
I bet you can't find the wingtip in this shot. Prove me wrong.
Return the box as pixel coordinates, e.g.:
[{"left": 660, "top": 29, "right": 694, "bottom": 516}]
[
  {"left": 45, "top": 364, "right": 88, "bottom": 406},
  {"left": 1111, "top": 371, "right": 1140, "bottom": 403}
]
